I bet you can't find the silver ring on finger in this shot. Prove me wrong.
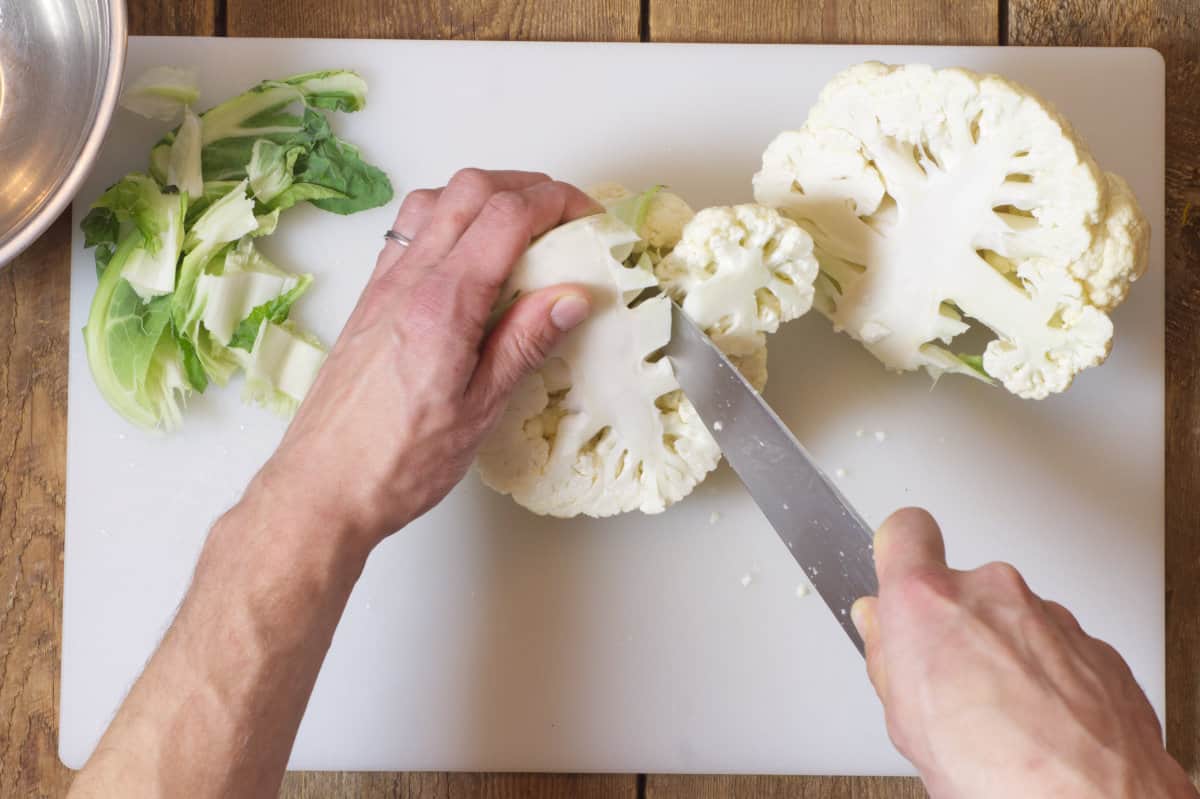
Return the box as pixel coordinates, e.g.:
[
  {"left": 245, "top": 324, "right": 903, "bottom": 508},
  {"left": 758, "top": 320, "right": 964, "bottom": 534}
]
[{"left": 384, "top": 229, "right": 413, "bottom": 247}]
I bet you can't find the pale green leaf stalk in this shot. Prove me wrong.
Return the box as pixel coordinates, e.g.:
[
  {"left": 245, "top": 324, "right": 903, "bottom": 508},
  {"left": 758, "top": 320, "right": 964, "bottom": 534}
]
[
  {"left": 242, "top": 321, "right": 327, "bottom": 416},
  {"left": 120, "top": 66, "right": 200, "bottom": 122},
  {"left": 167, "top": 107, "right": 204, "bottom": 200}
]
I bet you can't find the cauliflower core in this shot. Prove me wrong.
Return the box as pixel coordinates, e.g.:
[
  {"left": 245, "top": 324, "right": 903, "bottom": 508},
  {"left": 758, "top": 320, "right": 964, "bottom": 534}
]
[
  {"left": 478, "top": 193, "right": 820, "bottom": 518},
  {"left": 477, "top": 214, "right": 722, "bottom": 517},
  {"left": 754, "top": 62, "right": 1149, "bottom": 399}
]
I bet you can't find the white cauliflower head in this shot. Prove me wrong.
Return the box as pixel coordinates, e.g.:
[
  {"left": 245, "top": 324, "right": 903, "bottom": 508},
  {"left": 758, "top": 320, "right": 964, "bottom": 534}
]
[
  {"left": 477, "top": 213, "right": 722, "bottom": 518},
  {"left": 754, "top": 62, "right": 1149, "bottom": 399},
  {"left": 655, "top": 204, "right": 819, "bottom": 359}
]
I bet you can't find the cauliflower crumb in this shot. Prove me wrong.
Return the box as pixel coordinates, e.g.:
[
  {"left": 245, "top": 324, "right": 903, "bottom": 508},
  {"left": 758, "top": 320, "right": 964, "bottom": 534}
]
[
  {"left": 709, "top": 511, "right": 722, "bottom": 525},
  {"left": 855, "top": 428, "right": 864, "bottom": 438},
  {"left": 739, "top": 573, "right": 754, "bottom": 588},
  {"left": 874, "top": 431, "right": 887, "bottom": 442},
  {"left": 795, "top": 583, "right": 810, "bottom": 598},
  {"left": 834, "top": 467, "right": 847, "bottom": 478},
  {"left": 712, "top": 420, "right": 724, "bottom": 432}
]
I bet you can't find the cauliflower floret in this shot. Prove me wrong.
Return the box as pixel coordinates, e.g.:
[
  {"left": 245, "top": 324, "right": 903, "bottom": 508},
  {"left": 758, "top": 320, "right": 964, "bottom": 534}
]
[
  {"left": 477, "top": 213, "right": 722, "bottom": 518},
  {"left": 754, "top": 62, "right": 1148, "bottom": 399},
  {"left": 655, "top": 205, "right": 818, "bottom": 360},
  {"left": 1070, "top": 173, "right": 1150, "bottom": 311}
]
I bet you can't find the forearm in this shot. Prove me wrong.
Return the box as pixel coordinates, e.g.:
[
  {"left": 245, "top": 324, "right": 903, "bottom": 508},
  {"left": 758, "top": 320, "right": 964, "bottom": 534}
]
[{"left": 70, "top": 479, "right": 371, "bottom": 798}]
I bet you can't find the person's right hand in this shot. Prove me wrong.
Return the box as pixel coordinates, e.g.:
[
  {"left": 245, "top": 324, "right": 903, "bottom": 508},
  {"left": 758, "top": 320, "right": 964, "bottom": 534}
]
[{"left": 851, "top": 508, "right": 1196, "bottom": 799}]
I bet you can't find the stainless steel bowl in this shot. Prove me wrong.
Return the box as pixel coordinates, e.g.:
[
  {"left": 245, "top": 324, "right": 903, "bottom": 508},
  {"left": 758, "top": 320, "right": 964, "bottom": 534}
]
[{"left": 0, "top": 0, "right": 127, "bottom": 266}]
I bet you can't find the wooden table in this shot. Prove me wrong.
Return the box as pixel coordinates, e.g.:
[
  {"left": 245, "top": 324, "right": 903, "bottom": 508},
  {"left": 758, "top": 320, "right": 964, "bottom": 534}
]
[{"left": 2, "top": 1, "right": 1196, "bottom": 796}]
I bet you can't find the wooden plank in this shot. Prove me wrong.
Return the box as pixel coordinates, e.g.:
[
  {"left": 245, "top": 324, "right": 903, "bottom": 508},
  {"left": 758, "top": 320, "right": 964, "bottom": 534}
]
[
  {"left": 0, "top": 216, "right": 72, "bottom": 799},
  {"left": 221, "top": 0, "right": 634, "bottom": 795},
  {"left": 280, "top": 772, "right": 638, "bottom": 798},
  {"left": 648, "top": 0, "right": 997, "bottom": 44},
  {"left": 644, "top": 3, "right": 992, "bottom": 798},
  {"left": 1010, "top": 1, "right": 1200, "bottom": 784},
  {"left": 128, "top": 0, "right": 219, "bottom": 36},
  {"left": 227, "top": 0, "right": 641, "bottom": 41},
  {"left": 646, "top": 776, "right": 928, "bottom": 799}
]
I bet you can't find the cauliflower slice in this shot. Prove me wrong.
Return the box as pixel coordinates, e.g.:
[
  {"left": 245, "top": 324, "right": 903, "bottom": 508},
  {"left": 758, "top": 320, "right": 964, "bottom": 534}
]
[
  {"left": 754, "top": 62, "right": 1149, "bottom": 399},
  {"left": 655, "top": 204, "right": 819, "bottom": 360},
  {"left": 477, "top": 213, "right": 721, "bottom": 517},
  {"left": 480, "top": 192, "right": 821, "bottom": 517}
]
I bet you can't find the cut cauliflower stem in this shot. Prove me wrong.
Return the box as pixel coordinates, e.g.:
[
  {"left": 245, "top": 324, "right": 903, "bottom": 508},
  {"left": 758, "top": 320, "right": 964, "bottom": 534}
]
[
  {"left": 754, "top": 62, "right": 1149, "bottom": 399},
  {"left": 477, "top": 196, "right": 820, "bottom": 518}
]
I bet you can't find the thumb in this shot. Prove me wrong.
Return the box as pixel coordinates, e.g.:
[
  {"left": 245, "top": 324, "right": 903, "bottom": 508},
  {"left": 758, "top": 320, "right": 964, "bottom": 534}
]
[
  {"left": 873, "top": 507, "right": 947, "bottom": 587},
  {"left": 467, "top": 285, "right": 590, "bottom": 415},
  {"left": 852, "top": 596, "right": 888, "bottom": 704}
]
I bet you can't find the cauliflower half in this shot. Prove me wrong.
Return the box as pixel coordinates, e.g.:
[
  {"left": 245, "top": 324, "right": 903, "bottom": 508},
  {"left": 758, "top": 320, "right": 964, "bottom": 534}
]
[
  {"left": 477, "top": 189, "right": 819, "bottom": 518},
  {"left": 753, "top": 62, "right": 1149, "bottom": 399}
]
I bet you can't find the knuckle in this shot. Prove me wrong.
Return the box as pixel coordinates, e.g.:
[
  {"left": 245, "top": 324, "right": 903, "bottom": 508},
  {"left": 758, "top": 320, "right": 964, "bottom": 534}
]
[
  {"left": 449, "top": 167, "right": 491, "bottom": 196},
  {"left": 1045, "top": 600, "right": 1080, "bottom": 628},
  {"left": 511, "top": 328, "right": 550, "bottom": 372},
  {"left": 977, "top": 561, "right": 1029, "bottom": 595},
  {"left": 484, "top": 190, "right": 531, "bottom": 224},
  {"left": 447, "top": 207, "right": 478, "bottom": 233},
  {"left": 1088, "top": 637, "right": 1127, "bottom": 668},
  {"left": 400, "top": 188, "right": 438, "bottom": 215},
  {"left": 547, "top": 179, "right": 577, "bottom": 198}
]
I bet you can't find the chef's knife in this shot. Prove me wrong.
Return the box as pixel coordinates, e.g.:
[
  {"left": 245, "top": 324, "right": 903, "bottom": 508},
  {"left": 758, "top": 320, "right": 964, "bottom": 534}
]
[{"left": 664, "top": 302, "right": 879, "bottom": 656}]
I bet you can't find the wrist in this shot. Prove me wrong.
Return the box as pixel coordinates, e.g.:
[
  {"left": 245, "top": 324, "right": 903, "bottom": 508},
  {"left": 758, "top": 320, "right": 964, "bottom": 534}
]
[
  {"left": 249, "top": 452, "right": 402, "bottom": 553},
  {"left": 226, "top": 467, "right": 378, "bottom": 579}
]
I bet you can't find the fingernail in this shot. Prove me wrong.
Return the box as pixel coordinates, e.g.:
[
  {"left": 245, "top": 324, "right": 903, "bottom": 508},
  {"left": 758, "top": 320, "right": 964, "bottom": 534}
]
[
  {"left": 850, "top": 599, "right": 873, "bottom": 640},
  {"left": 551, "top": 294, "right": 590, "bottom": 332},
  {"left": 850, "top": 600, "right": 866, "bottom": 635},
  {"left": 872, "top": 524, "right": 888, "bottom": 560}
]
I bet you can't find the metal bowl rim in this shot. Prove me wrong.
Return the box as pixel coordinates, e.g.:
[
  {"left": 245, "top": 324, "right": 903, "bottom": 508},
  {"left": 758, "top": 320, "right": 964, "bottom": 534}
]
[{"left": 0, "top": 0, "right": 128, "bottom": 266}]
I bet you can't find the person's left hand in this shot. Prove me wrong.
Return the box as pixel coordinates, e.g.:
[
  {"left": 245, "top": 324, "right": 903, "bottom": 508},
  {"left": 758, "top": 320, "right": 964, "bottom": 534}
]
[{"left": 255, "top": 169, "right": 600, "bottom": 549}]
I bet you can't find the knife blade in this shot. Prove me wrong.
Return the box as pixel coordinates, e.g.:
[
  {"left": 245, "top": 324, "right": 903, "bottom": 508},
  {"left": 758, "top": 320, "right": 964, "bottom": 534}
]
[{"left": 664, "top": 302, "right": 879, "bottom": 656}]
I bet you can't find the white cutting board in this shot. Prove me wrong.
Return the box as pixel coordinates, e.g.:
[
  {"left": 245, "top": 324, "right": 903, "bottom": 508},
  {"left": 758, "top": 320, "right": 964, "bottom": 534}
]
[{"left": 62, "top": 39, "right": 1165, "bottom": 775}]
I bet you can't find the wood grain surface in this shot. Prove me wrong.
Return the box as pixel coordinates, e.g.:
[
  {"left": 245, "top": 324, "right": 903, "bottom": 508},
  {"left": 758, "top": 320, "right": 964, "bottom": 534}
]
[
  {"left": 0, "top": 218, "right": 71, "bottom": 799},
  {"left": 227, "top": 0, "right": 640, "bottom": 41},
  {"left": 0, "top": 0, "right": 1193, "bottom": 797},
  {"left": 1008, "top": 1, "right": 1200, "bottom": 780},
  {"left": 127, "top": 0, "right": 220, "bottom": 37},
  {"left": 647, "top": 0, "right": 997, "bottom": 44}
]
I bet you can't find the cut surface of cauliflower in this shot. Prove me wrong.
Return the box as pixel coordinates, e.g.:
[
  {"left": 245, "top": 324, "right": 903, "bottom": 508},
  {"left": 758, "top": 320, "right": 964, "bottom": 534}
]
[
  {"left": 656, "top": 204, "right": 819, "bottom": 360},
  {"left": 754, "top": 62, "right": 1149, "bottom": 399},
  {"left": 588, "top": 182, "right": 696, "bottom": 253},
  {"left": 477, "top": 214, "right": 722, "bottom": 517}
]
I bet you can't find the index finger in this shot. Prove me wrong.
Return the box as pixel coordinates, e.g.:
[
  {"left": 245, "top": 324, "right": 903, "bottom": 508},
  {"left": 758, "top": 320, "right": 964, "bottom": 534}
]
[
  {"left": 442, "top": 180, "right": 602, "bottom": 291},
  {"left": 873, "top": 507, "right": 948, "bottom": 586}
]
